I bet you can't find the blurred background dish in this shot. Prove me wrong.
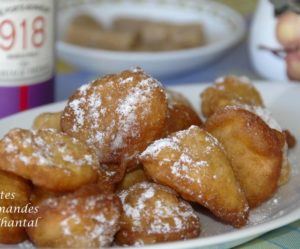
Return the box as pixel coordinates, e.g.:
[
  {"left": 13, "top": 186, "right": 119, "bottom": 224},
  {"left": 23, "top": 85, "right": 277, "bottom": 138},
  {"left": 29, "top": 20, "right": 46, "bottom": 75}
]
[
  {"left": 249, "top": 0, "right": 300, "bottom": 82},
  {"left": 57, "top": 0, "right": 246, "bottom": 78},
  {"left": 64, "top": 15, "right": 206, "bottom": 52}
]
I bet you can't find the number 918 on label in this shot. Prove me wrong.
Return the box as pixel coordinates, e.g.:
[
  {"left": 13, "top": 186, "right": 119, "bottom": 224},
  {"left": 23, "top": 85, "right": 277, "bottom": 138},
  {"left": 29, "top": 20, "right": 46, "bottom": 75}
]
[{"left": 0, "top": 16, "right": 46, "bottom": 51}]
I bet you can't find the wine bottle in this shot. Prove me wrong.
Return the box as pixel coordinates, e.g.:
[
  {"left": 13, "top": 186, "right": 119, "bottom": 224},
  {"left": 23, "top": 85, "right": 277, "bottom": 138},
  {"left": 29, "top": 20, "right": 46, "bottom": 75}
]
[{"left": 0, "top": 0, "right": 55, "bottom": 118}]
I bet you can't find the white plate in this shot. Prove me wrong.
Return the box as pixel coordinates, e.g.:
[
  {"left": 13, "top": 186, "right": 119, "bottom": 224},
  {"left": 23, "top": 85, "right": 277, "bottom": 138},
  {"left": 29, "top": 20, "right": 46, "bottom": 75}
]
[
  {"left": 0, "top": 82, "right": 299, "bottom": 249},
  {"left": 57, "top": 0, "right": 246, "bottom": 78}
]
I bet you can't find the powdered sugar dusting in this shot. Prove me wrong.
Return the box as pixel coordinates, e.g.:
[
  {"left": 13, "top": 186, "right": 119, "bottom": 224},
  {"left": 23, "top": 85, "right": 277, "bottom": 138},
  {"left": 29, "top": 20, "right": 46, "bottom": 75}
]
[
  {"left": 141, "top": 126, "right": 227, "bottom": 194},
  {"left": 226, "top": 105, "right": 282, "bottom": 132},
  {"left": 204, "top": 130, "right": 225, "bottom": 151},
  {"left": 88, "top": 92, "right": 103, "bottom": 129},
  {"left": 141, "top": 126, "right": 220, "bottom": 169},
  {"left": 251, "top": 106, "right": 282, "bottom": 132},
  {"left": 18, "top": 241, "right": 35, "bottom": 249},
  {"left": 66, "top": 78, "right": 105, "bottom": 134},
  {"left": 215, "top": 75, "right": 252, "bottom": 86},
  {"left": 119, "top": 76, "right": 133, "bottom": 84},
  {"left": 166, "top": 89, "right": 192, "bottom": 110},
  {"left": 1, "top": 129, "right": 97, "bottom": 170},
  {"left": 119, "top": 182, "right": 200, "bottom": 236},
  {"left": 112, "top": 74, "right": 164, "bottom": 150},
  {"left": 58, "top": 194, "right": 120, "bottom": 247},
  {"left": 248, "top": 195, "right": 283, "bottom": 226},
  {"left": 63, "top": 68, "right": 165, "bottom": 161},
  {"left": 79, "top": 83, "right": 90, "bottom": 94},
  {"left": 69, "top": 99, "right": 85, "bottom": 132},
  {"left": 170, "top": 153, "right": 208, "bottom": 184},
  {"left": 4, "top": 138, "right": 18, "bottom": 153},
  {"left": 141, "top": 138, "right": 180, "bottom": 157}
]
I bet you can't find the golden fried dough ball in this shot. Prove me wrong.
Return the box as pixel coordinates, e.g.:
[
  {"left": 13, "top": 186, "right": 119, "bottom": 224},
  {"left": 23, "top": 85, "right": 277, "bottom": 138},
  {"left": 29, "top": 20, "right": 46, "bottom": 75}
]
[
  {"left": 116, "top": 182, "right": 200, "bottom": 246},
  {"left": 117, "top": 168, "right": 149, "bottom": 192},
  {"left": 231, "top": 105, "right": 291, "bottom": 188},
  {"left": 32, "top": 112, "right": 62, "bottom": 131},
  {"left": 204, "top": 107, "right": 284, "bottom": 208},
  {"left": 0, "top": 128, "right": 98, "bottom": 192},
  {"left": 61, "top": 68, "right": 168, "bottom": 165},
  {"left": 140, "top": 126, "right": 249, "bottom": 228},
  {"left": 165, "top": 89, "right": 202, "bottom": 135},
  {"left": 200, "top": 75, "right": 264, "bottom": 118},
  {"left": 26, "top": 185, "right": 121, "bottom": 248},
  {"left": 0, "top": 170, "right": 31, "bottom": 244}
]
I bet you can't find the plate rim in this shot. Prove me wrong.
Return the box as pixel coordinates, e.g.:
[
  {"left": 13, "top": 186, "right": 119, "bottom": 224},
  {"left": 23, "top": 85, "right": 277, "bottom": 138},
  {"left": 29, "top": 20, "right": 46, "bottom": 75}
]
[{"left": 57, "top": 0, "right": 246, "bottom": 60}]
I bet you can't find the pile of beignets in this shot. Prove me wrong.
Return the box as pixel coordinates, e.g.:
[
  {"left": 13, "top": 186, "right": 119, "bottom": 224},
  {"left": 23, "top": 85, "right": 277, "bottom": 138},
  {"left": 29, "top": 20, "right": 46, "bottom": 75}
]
[{"left": 0, "top": 69, "right": 296, "bottom": 248}]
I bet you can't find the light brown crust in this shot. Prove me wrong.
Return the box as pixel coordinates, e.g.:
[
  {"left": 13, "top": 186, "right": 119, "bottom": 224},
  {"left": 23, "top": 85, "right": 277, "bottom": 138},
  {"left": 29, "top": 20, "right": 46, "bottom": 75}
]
[
  {"left": 0, "top": 170, "right": 31, "bottom": 244},
  {"left": 32, "top": 112, "right": 62, "bottom": 131},
  {"left": 0, "top": 128, "right": 99, "bottom": 192},
  {"left": 61, "top": 68, "right": 168, "bottom": 165},
  {"left": 117, "top": 168, "right": 149, "bottom": 192},
  {"left": 26, "top": 185, "right": 121, "bottom": 248},
  {"left": 205, "top": 108, "right": 283, "bottom": 208},
  {"left": 140, "top": 126, "right": 249, "bottom": 228},
  {"left": 116, "top": 182, "right": 201, "bottom": 246},
  {"left": 200, "top": 76, "right": 264, "bottom": 118},
  {"left": 96, "top": 163, "right": 127, "bottom": 193},
  {"left": 165, "top": 89, "right": 203, "bottom": 136}
]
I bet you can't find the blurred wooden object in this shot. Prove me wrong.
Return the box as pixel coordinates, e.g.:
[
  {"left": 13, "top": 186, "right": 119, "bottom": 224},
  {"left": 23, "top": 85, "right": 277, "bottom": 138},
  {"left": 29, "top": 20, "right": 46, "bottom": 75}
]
[
  {"left": 65, "top": 15, "right": 137, "bottom": 50},
  {"left": 65, "top": 14, "right": 205, "bottom": 51}
]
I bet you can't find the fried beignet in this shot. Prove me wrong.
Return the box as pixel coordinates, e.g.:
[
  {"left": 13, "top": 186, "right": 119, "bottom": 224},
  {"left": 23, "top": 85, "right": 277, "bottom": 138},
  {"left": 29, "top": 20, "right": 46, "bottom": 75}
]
[
  {"left": 0, "top": 170, "right": 31, "bottom": 244},
  {"left": 0, "top": 128, "right": 98, "bottom": 192},
  {"left": 165, "top": 89, "right": 202, "bottom": 135},
  {"left": 117, "top": 168, "right": 149, "bottom": 192},
  {"left": 26, "top": 185, "right": 121, "bottom": 248},
  {"left": 116, "top": 182, "right": 200, "bottom": 246},
  {"left": 61, "top": 68, "right": 168, "bottom": 165},
  {"left": 205, "top": 108, "right": 283, "bottom": 208},
  {"left": 224, "top": 104, "right": 291, "bottom": 188},
  {"left": 32, "top": 112, "right": 62, "bottom": 131},
  {"left": 201, "top": 76, "right": 264, "bottom": 118},
  {"left": 140, "top": 126, "right": 249, "bottom": 227}
]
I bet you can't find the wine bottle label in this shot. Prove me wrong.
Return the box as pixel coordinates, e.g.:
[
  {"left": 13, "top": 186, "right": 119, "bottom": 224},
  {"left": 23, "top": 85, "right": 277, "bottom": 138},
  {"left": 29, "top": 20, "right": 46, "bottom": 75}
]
[{"left": 0, "top": 0, "right": 55, "bottom": 86}]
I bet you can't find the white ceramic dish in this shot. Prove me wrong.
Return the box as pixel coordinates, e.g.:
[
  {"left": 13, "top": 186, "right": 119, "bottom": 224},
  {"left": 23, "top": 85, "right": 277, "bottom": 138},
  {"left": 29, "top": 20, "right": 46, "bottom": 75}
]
[
  {"left": 57, "top": 0, "right": 246, "bottom": 78},
  {"left": 0, "top": 82, "right": 299, "bottom": 249}
]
